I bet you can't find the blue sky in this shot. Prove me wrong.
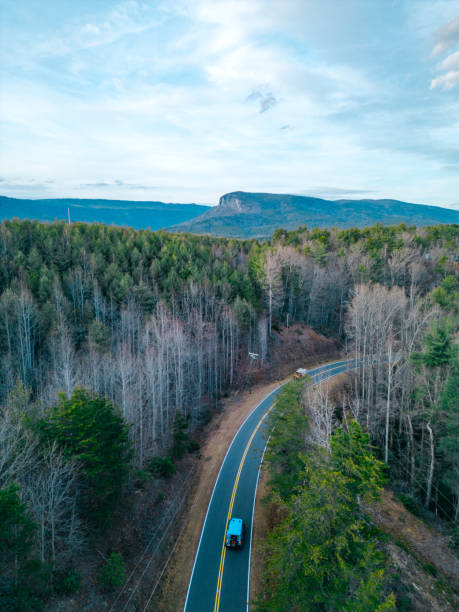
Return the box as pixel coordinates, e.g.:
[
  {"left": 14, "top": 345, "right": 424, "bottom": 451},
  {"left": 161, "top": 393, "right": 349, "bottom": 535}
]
[{"left": 0, "top": 0, "right": 458, "bottom": 207}]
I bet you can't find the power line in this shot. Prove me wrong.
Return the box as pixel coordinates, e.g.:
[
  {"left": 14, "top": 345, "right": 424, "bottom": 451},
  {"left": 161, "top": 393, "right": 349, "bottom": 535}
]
[
  {"left": 120, "top": 489, "right": 188, "bottom": 612},
  {"left": 142, "top": 515, "right": 189, "bottom": 611},
  {"left": 109, "top": 469, "right": 193, "bottom": 611},
  {"left": 389, "top": 455, "right": 455, "bottom": 517}
]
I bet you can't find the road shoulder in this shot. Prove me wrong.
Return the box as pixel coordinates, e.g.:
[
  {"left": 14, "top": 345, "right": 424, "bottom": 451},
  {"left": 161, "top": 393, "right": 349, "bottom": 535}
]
[{"left": 158, "top": 377, "right": 288, "bottom": 611}]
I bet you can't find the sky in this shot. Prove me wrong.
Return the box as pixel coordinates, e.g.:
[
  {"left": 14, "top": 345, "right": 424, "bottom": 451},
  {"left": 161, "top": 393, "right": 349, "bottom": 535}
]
[{"left": 0, "top": 0, "right": 458, "bottom": 208}]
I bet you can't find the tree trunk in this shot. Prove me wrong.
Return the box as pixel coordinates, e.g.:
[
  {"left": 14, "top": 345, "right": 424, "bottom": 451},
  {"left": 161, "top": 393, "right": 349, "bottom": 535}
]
[
  {"left": 425, "top": 422, "right": 434, "bottom": 509},
  {"left": 384, "top": 341, "right": 393, "bottom": 464},
  {"left": 406, "top": 414, "right": 415, "bottom": 492}
]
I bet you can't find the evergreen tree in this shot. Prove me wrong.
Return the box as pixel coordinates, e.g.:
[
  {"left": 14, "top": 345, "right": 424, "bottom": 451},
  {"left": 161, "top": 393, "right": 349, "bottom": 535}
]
[
  {"left": 430, "top": 275, "right": 459, "bottom": 313},
  {"left": 37, "top": 389, "right": 132, "bottom": 523},
  {"left": 259, "top": 422, "right": 394, "bottom": 611},
  {"left": 412, "top": 320, "right": 458, "bottom": 367},
  {"left": 437, "top": 369, "right": 459, "bottom": 519},
  {"left": 331, "top": 421, "right": 386, "bottom": 502},
  {"left": 0, "top": 484, "right": 51, "bottom": 611},
  {"left": 265, "top": 380, "right": 308, "bottom": 501}
]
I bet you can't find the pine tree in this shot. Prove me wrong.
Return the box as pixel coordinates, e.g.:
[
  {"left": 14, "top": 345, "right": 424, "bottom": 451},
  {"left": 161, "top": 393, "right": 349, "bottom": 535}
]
[
  {"left": 437, "top": 369, "right": 459, "bottom": 520},
  {"left": 413, "top": 320, "right": 458, "bottom": 367},
  {"left": 0, "top": 484, "right": 51, "bottom": 610},
  {"left": 37, "top": 389, "right": 132, "bottom": 524},
  {"left": 259, "top": 422, "right": 394, "bottom": 611}
]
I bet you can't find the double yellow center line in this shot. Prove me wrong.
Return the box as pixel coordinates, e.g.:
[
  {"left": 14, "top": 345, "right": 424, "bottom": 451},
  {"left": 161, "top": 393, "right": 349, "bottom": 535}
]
[{"left": 213, "top": 404, "right": 274, "bottom": 612}]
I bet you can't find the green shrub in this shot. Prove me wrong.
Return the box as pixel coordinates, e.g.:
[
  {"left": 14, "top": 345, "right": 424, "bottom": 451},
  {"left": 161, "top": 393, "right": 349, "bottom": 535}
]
[
  {"left": 170, "top": 412, "right": 189, "bottom": 461},
  {"left": 99, "top": 553, "right": 125, "bottom": 590},
  {"left": 16, "top": 560, "right": 53, "bottom": 610},
  {"left": 133, "top": 469, "right": 150, "bottom": 487},
  {"left": 392, "top": 580, "right": 412, "bottom": 612},
  {"left": 198, "top": 410, "right": 212, "bottom": 426},
  {"left": 422, "top": 562, "right": 438, "bottom": 577},
  {"left": 148, "top": 456, "right": 176, "bottom": 478},
  {"left": 398, "top": 493, "right": 422, "bottom": 517},
  {"left": 448, "top": 525, "right": 459, "bottom": 554},
  {"left": 187, "top": 440, "right": 200, "bottom": 453},
  {"left": 53, "top": 568, "right": 81, "bottom": 595}
]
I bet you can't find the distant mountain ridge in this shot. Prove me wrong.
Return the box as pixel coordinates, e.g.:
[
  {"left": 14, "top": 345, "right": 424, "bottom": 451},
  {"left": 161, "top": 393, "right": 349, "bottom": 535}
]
[
  {"left": 0, "top": 196, "right": 210, "bottom": 230},
  {"left": 172, "top": 191, "right": 459, "bottom": 238},
  {"left": 1, "top": 192, "right": 458, "bottom": 238}
]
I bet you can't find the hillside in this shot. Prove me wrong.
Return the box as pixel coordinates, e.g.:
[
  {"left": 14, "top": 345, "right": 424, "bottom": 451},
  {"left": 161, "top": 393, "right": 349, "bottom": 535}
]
[
  {"left": 173, "top": 191, "right": 459, "bottom": 238},
  {"left": 3, "top": 192, "right": 459, "bottom": 239},
  {"left": 0, "top": 195, "right": 210, "bottom": 230}
]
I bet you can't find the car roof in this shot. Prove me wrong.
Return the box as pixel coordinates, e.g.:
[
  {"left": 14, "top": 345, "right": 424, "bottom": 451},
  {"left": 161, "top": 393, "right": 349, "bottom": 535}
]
[{"left": 227, "top": 517, "right": 243, "bottom": 535}]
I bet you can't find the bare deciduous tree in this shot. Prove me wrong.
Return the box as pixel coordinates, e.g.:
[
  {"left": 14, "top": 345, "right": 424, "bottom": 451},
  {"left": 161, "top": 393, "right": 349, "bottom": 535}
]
[
  {"left": 23, "top": 442, "right": 83, "bottom": 563},
  {"left": 263, "top": 250, "right": 283, "bottom": 336},
  {"left": 303, "top": 383, "right": 335, "bottom": 451},
  {"left": 0, "top": 384, "right": 38, "bottom": 489}
]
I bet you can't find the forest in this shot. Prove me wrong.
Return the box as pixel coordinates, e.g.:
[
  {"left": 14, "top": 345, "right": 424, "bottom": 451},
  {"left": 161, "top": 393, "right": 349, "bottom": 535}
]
[
  {"left": 258, "top": 384, "right": 395, "bottom": 611},
  {"left": 255, "top": 225, "right": 459, "bottom": 610},
  {"left": 0, "top": 218, "right": 458, "bottom": 609}
]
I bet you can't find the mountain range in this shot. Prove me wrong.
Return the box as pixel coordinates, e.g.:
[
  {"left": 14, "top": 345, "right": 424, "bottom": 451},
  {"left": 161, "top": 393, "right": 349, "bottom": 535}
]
[
  {"left": 0, "top": 196, "right": 210, "bottom": 231},
  {"left": 1, "top": 192, "right": 458, "bottom": 238},
  {"left": 172, "top": 192, "right": 459, "bottom": 238}
]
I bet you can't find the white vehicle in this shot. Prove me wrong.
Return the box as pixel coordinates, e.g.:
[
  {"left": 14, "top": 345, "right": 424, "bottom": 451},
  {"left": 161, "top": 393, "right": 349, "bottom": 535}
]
[{"left": 294, "top": 368, "right": 307, "bottom": 378}]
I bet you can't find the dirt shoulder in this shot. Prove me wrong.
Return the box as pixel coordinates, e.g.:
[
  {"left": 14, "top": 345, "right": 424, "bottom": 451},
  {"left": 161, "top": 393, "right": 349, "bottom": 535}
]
[
  {"left": 157, "top": 349, "right": 342, "bottom": 611},
  {"left": 368, "top": 490, "right": 459, "bottom": 590},
  {"left": 369, "top": 491, "right": 459, "bottom": 610}
]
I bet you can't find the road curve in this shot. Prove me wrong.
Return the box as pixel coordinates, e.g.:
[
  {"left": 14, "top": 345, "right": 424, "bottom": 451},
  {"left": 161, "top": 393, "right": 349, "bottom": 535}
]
[{"left": 184, "top": 358, "right": 356, "bottom": 612}]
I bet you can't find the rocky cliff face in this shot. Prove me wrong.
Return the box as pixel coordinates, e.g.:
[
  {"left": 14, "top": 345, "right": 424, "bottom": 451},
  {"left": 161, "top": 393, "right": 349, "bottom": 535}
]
[
  {"left": 217, "top": 191, "right": 263, "bottom": 214},
  {"left": 218, "top": 192, "right": 245, "bottom": 212}
]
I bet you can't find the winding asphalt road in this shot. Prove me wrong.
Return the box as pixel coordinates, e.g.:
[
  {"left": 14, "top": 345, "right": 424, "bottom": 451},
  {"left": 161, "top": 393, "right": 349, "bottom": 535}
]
[{"left": 184, "top": 358, "right": 358, "bottom": 612}]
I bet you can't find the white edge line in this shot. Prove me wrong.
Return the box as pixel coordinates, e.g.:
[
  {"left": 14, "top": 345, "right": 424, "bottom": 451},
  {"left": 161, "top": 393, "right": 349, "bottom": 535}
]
[
  {"left": 183, "top": 357, "right": 350, "bottom": 612},
  {"left": 246, "top": 431, "right": 271, "bottom": 612}
]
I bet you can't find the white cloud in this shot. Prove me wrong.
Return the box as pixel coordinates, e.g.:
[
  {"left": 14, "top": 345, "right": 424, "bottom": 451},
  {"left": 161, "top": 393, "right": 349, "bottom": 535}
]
[
  {"left": 432, "top": 12, "right": 459, "bottom": 56},
  {"left": 37, "top": 1, "right": 161, "bottom": 56},
  {"left": 81, "top": 24, "right": 100, "bottom": 36},
  {"left": 431, "top": 70, "right": 459, "bottom": 90},
  {"left": 438, "top": 48, "right": 459, "bottom": 71},
  {"left": 431, "top": 11, "right": 459, "bottom": 90},
  {"left": 1, "top": 0, "right": 459, "bottom": 208}
]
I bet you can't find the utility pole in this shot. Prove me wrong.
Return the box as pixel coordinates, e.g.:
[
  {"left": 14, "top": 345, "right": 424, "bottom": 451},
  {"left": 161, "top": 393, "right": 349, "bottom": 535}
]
[
  {"left": 68, "top": 207, "right": 71, "bottom": 225},
  {"left": 247, "top": 352, "right": 259, "bottom": 391}
]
